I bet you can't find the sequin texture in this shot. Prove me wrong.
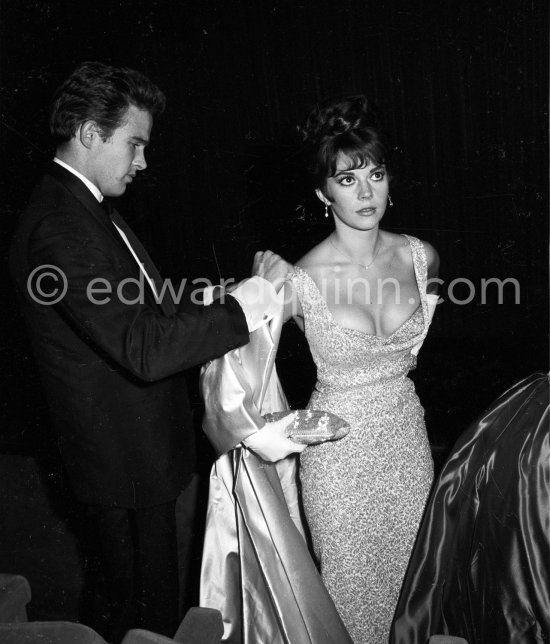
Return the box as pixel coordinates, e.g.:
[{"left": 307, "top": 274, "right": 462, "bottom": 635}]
[{"left": 290, "top": 235, "right": 434, "bottom": 643}]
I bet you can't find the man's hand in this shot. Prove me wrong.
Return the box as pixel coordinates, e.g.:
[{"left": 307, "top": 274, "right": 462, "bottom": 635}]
[
  {"left": 252, "top": 250, "right": 293, "bottom": 292},
  {"left": 243, "top": 413, "right": 306, "bottom": 462}
]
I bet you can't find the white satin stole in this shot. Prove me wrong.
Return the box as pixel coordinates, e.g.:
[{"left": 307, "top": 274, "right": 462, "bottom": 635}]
[{"left": 199, "top": 302, "right": 352, "bottom": 644}]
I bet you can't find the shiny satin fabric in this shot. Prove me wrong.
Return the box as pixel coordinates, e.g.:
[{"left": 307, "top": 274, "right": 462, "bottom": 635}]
[
  {"left": 200, "top": 306, "right": 353, "bottom": 643},
  {"left": 199, "top": 305, "right": 280, "bottom": 455},
  {"left": 391, "top": 372, "right": 550, "bottom": 643}
]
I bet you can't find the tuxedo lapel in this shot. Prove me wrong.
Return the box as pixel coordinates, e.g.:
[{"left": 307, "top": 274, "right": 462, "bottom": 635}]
[
  {"left": 106, "top": 202, "right": 176, "bottom": 316},
  {"left": 47, "top": 162, "right": 117, "bottom": 240},
  {"left": 47, "top": 162, "right": 175, "bottom": 316}
]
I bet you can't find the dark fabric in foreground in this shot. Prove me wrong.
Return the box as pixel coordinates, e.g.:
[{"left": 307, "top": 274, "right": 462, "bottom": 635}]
[{"left": 391, "top": 371, "right": 550, "bottom": 643}]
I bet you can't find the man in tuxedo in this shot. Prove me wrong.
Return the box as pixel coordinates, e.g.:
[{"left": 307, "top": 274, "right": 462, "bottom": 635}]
[{"left": 9, "top": 61, "right": 299, "bottom": 642}]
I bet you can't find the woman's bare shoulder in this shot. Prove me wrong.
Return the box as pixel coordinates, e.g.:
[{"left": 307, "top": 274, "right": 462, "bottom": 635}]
[
  {"left": 295, "top": 238, "right": 332, "bottom": 273},
  {"left": 389, "top": 232, "right": 439, "bottom": 269},
  {"left": 416, "top": 237, "right": 440, "bottom": 277},
  {"left": 380, "top": 230, "right": 413, "bottom": 263},
  {"left": 382, "top": 231, "right": 439, "bottom": 279}
]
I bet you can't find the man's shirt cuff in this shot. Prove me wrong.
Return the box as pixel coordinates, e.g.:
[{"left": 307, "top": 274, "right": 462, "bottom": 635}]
[{"left": 227, "top": 277, "right": 280, "bottom": 332}]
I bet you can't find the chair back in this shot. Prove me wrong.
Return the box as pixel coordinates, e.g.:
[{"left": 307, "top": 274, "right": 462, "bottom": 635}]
[
  {"left": 0, "top": 621, "right": 108, "bottom": 643},
  {"left": 0, "top": 574, "right": 31, "bottom": 623},
  {"left": 173, "top": 607, "right": 223, "bottom": 644}
]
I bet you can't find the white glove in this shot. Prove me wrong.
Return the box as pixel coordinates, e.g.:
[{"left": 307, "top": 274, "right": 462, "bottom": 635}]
[{"left": 243, "top": 413, "right": 306, "bottom": 462}]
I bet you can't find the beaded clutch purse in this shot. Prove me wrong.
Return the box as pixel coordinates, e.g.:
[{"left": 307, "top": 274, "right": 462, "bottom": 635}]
[{"left": 262, "top": 409, "right": 350, "bottom": 445}]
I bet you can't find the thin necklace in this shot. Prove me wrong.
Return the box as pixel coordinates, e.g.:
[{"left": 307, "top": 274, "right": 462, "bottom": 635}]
[{"left": 329, "top": 234, "right": 382, "bottom": 271}]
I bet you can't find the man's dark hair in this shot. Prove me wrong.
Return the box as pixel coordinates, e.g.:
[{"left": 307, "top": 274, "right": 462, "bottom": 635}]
[{"left": 49, "top": 61, "right": 166, "bottom": 144}]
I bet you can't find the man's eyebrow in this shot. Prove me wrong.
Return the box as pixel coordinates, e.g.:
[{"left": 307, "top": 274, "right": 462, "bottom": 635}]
[{"left": 130, "top": 136, "right": 149, "bottom": 146}]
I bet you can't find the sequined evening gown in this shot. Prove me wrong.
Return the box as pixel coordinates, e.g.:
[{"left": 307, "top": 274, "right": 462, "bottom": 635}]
[{"left": 290, "top": 235, "right": 435, "bottom": 643}]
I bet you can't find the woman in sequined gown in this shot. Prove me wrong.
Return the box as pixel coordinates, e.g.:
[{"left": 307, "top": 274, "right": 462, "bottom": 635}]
[{"left": 282, "top": 95, "right": 440, "bottom": 643}]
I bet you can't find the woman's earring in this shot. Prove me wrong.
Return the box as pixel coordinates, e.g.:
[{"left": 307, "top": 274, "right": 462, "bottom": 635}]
[
  {"left": 324, "top": 203, "right": 329, "bottom": 218},
  {"left": 388, "top": 195, "right": 394, "bottom": 207}
]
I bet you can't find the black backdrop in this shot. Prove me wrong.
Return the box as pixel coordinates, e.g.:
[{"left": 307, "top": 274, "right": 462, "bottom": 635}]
[{"left": 1, "top": 0, "right": 548, "bottom": 457}]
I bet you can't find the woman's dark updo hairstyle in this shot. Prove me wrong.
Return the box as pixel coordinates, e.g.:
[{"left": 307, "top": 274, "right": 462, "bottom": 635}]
[{"left": 298, "top": 94, "right": 389, "bottom": 190}]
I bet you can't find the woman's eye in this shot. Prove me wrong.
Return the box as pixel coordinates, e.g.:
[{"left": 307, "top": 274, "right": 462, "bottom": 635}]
[
  {"left": 338, "top": 175, "right": 355, "bottom": 185},
  {"left": 371, "top": 170, "right": 385, "bottom": 181}
]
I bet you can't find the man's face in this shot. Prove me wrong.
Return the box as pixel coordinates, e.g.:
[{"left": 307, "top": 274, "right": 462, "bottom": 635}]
[{"left": 90, "top": 105, "right": 152, "bottom": 197}]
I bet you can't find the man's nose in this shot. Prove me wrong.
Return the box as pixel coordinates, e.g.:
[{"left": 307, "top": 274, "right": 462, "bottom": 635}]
[{"left": 133, "top": 148, "right": 147, "bottom": 171}]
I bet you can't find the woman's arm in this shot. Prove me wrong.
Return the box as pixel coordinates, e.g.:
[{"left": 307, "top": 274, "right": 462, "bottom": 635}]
[
  {"left": 424, "top": 241, "right": 441, "bottom": 295},
  {"left": 282, "top": 280, "right": 305, "bottom": 331}
]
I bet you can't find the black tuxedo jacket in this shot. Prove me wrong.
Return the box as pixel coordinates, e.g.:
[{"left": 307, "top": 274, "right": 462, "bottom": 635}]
[{"left": 9, "top": 162, "right": 249, "bottom": 507}]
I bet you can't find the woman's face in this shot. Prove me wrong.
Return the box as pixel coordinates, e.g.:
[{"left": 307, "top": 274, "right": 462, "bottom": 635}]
[{"left": 317, "top": 152, "right": 389, "bottom": 231}]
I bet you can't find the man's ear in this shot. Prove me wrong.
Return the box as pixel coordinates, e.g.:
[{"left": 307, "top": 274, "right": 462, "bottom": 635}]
[
  {"left": 79, "top": 121, "right": 101, "bottom": 149},
  {"left": 315, "top": 188, "right": 331, "bottom": 205}
]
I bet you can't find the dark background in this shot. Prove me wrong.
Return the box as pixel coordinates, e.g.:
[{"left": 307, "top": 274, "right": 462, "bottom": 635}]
[{"left": 0, "top": 0, "right": 548, "bottom": 623}]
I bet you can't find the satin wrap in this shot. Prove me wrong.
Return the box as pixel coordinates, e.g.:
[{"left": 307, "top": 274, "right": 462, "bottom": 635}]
[
  {"left": 199, "top": 308, "right": 352, "bottom": 644},
  {"left": 391, "top": 372, "right": 550, "bottom": 644}
]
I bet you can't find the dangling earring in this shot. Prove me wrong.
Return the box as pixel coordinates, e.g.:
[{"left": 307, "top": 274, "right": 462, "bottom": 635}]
[
  {"left": 388, "top": 194, "right": 394, "bottom": 207},
  {"left": 324, "top": 202, "right": 330, "bottom": 218}
]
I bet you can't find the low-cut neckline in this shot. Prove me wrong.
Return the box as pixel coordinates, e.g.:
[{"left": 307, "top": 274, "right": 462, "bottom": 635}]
[{"left": 295, "top": 234, "right": 425, "bottom": 341}]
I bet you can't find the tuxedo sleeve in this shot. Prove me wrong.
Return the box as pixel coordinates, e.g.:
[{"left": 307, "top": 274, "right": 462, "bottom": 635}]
[{"left": 27, "top": 210, "right": 250, "bottom": 381}]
